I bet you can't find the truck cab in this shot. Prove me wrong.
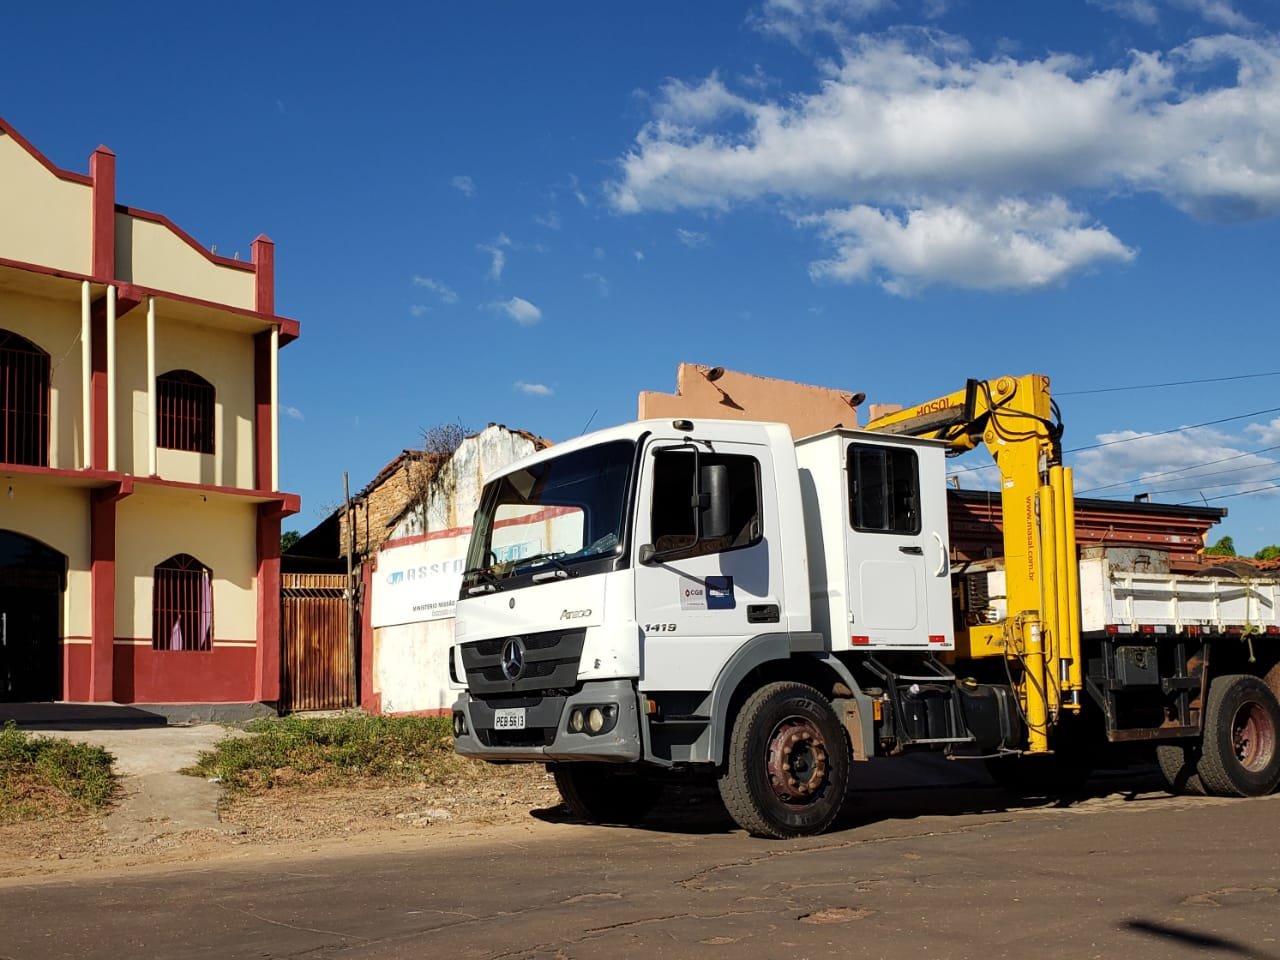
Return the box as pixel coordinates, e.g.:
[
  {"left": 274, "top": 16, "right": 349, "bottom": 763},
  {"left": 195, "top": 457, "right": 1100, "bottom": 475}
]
[{"left": 451, "top": 418, "right": 957, "bottom": 835}]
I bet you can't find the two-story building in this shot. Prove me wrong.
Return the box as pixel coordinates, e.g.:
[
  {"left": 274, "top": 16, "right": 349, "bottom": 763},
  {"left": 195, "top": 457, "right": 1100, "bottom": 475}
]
[{"left": 0, "top": 117, "right": 299, "bottom": 705}]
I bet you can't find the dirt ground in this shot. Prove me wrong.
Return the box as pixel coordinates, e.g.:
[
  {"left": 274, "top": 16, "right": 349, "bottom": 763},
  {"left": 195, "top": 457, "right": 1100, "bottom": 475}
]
[{"left": 0, "top": 759, "right": 558, "bottom": 880}]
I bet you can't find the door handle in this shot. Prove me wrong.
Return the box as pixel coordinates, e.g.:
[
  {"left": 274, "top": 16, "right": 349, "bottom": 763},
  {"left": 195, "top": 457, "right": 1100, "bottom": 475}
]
[
  {"left": 931, "top": 531, "right": 949, "bottom": 577},
  {"left": 899, "top": 545, "right": 923, "bottom": 556},
  {"left": 747, "top": 604, "right": 780, "bottom": 624}
]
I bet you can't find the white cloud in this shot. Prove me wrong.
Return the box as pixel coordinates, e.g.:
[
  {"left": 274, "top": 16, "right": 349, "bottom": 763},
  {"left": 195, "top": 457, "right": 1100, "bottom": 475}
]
[
  {"left": 1178, "top": 0, "right": 1256, "bottom": 31},
  {"left": 676, "top": 228, "right": 710, "bottom": 248},
  {"left": 592, "top": 246, "right": 606, "bottom": 260},
  {"left": 515, "top": 381, "right": 554, "bottom": 397},
  {"left": 1072, "top": 426, "right": 1280, "bottom": 502},
  {"left": 610, "top": 30, "right": 1280, "bottom": 292},
  {"left": 498, "top": 296, "right": 543, "bottom": 325},
  {"left": 569, "top": 174, "right": 588, "bottom": 207},
  {"left": 409, "top": 304, "right": 430, "bottom": 317},
  {"left": 808, "top": 197, "right": 1135, "bottom": 293},
  {"left": 584, "top": 272, "right": 610, "bottom": 297},
  {"left": 411, "top": 275, "right": 458, "bottom": 303},
  {"left": 478, "top": 234, "right": 512, "bottom": 280},
  {"left": 1245, "top": 417, "right": 1280, "bottom": 446},
  {"left": 1088, "top": 0, "right": 1161, "bottom": 24},
  {"left": 534, "top": 211, "right": 562, "bottom": 230},
  {"left": 634, "top": 249, "right": 646, "bottom": 261},
  {"left": 451, "top": 175, "right": 476, "bottom": 197},
  {"left": 283, "top": 405, "right": 304, "bottom": 421},
  {"left": 750, "top": 0, "right": 896, "bottom": 45}
]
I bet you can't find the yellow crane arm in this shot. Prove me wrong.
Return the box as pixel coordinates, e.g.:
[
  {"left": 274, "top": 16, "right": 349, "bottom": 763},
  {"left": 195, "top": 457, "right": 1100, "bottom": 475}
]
[{"left": 865, "top": 374, "right": 1083, "bottom": 752}]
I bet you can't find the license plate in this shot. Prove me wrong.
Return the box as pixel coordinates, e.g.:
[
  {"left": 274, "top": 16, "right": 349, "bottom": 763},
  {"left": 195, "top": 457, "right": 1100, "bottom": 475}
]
[{"left": 493, "top": 708, "right": 527, "bottom": 730}]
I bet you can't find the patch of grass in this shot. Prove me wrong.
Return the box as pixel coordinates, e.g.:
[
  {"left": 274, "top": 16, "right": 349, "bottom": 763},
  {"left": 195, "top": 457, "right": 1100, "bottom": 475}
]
[
  {"left": 0, "top": 722, "right": 116, "bottom": 823},
  {"left": 188, "top": 714, "right": 474, "bottom": 791}
]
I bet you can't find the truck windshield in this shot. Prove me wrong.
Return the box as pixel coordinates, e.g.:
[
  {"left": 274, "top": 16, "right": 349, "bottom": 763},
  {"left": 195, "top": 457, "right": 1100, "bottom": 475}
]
[{"left": 462, "top": 439, "right": 635, "bottom": 590}]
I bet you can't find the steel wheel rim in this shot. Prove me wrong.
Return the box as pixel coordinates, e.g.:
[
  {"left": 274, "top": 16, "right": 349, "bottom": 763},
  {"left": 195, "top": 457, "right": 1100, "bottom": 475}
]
[
  {"left": 765, "top": 715, "right": 828, "bottom": 805},
  {"left": 1231, "top": 699, "right": 1277, "bottom": 772}
]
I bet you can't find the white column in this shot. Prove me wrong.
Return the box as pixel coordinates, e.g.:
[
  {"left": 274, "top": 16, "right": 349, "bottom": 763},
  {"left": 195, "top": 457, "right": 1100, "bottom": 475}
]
[
  {"left": 147, "top": 297, "right": 157, "bottom": 476},
  {"left": 270, "top": 324, "right": 279, "bottom": 491},
  {"left": 106, "top": 285, "right": 117, "bottom": 472},
  {"left": 80, "top": 280, "right": 92, "bottom": 469}
]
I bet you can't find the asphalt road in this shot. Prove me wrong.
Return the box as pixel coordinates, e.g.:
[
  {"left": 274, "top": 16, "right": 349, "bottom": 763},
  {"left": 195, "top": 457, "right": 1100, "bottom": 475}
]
[{"left": 3, "top": 770, "right": 1279, "bottom": 960}]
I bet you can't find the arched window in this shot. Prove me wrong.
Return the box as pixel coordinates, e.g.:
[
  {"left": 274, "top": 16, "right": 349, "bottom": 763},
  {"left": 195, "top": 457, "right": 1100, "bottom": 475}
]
[
  {"left": 157, "top": 369, "right": 215, "bottom": 454},
  {"left": 0, "top": 330, "right": 50, "bottom": 467},
  {"left": 152, "top": 554, "right": 213, "bottom": 651}
]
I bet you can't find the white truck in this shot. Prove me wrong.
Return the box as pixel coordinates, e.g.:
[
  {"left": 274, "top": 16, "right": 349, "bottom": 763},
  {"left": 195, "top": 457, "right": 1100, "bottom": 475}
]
[{"left": 451, "top": 375, "right": 1280, "bottom": 837}]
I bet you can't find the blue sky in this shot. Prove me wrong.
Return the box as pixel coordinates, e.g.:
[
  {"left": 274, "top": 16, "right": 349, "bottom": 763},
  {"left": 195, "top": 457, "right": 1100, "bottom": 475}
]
[{"left": 5, "top": 0, "right": 1280, "bottom": 549}]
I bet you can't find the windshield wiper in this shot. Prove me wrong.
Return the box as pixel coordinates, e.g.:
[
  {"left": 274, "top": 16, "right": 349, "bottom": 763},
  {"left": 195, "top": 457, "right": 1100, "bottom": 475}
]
[
  {"left": 514, "top": 551, "right": 573, "bottom": 580},
  {"left": 463, "top": 565, "right": 500, "bottom": 594}
]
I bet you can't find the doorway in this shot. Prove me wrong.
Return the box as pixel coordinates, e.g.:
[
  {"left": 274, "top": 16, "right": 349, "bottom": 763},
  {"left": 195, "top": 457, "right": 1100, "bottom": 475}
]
[{"left": 0, "top": 530, "right": 65, "bottom": 702}]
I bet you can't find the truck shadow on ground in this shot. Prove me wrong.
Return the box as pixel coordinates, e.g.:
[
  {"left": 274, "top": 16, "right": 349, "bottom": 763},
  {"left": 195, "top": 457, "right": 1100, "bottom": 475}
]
[{"left": 530, "top": 757, "right": 1174, "bottom": 837}]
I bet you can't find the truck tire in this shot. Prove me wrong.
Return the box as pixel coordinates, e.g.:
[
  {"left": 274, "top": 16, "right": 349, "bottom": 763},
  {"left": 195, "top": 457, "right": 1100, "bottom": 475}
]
[
  {"left": 550, "top": 763, "right": 662, "bottom": 825},
  {"left": 718, "top": 682, "right": 850, "bottom": 839},
  {"left": 1196, "top": 674, "right": 1280, "bottom": 797},
  {"left": 1155, "top": 742, "right": 1205, "bottom": 796}
]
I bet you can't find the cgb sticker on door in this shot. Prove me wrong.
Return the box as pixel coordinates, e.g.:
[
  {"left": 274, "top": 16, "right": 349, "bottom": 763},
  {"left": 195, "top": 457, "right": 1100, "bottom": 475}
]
[{"left": 679, "top": 576, "right": 735, "bottom": 610}]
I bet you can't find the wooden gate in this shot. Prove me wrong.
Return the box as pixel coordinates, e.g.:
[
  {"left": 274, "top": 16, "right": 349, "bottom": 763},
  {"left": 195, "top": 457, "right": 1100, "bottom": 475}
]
[{"left": 280, "top": 573, "right": 353, "bottom": 712}]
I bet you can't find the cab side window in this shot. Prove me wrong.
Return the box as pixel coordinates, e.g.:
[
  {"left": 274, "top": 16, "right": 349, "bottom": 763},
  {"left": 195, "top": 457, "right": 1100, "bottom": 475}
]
[
  {"left": 848, "top": 444, "right": 920, "bottom": 534},
  {"left": 650, "top": 450, "right": 762, "bottom": 560}
]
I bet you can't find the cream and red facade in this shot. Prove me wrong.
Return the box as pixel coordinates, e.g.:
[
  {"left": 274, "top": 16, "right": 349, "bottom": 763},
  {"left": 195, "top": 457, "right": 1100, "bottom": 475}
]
[{"left": 0, "top": 117, "right": 299, "bottom": 704}]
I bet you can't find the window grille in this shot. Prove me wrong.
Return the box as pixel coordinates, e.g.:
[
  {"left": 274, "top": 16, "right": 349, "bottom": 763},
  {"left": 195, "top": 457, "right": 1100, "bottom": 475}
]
[
  {"left": 0, "top": 331, "right": 50, "bottom": 467},
  {"left": 157, "top": 370, "right": 215, "bottom": 454},
  {"left": 152, "top": 553, "right": 213, "bottom": 651}
]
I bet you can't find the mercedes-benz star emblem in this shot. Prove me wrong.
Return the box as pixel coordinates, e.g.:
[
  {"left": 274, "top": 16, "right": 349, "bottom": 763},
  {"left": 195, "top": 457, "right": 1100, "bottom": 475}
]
[{"left": 500, "top": 637, "right": 526, "bottom": 682}]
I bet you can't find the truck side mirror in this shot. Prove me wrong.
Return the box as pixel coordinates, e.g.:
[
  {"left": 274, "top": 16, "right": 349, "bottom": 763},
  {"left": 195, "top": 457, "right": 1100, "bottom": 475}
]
[
  {"left": 699, "top": 464, "right": 730, "bottom": 540},
  {"left": 638, "top": 543, "right": 657, "bottom": 565}
]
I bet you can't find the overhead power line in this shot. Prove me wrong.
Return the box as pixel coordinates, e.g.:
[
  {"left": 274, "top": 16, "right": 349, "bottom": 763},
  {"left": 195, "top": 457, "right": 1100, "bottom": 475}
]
[
  {"left": 1065, "top": 406, "right": 1280, "bottom": 454},
  {"left": 1076, "top": 444, "right": 1280, "bottom": 494},
  {"left": 1059, "top": 370, "right": 1280, "bottom": 396},
  {"left": 1180, "top": 482, "right": 1280, "bottom": 505}
]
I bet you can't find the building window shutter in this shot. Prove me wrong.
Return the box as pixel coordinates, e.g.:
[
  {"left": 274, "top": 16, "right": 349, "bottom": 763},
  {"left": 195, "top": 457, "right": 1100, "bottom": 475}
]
[
  {"left": 157, "top": 369, "right": 215, "bottom": 454},
  {"left": 0, "top": 330, "right": 50, "bottom": 467},
  {"left": 152, "top": 553, "right": 214, "bottom": 651}
]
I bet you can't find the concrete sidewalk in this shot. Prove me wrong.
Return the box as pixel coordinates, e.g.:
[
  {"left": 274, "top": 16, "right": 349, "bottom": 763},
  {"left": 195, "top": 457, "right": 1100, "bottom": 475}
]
[{"left": 36, "top": 722, "right": 246, "bottom": 844}]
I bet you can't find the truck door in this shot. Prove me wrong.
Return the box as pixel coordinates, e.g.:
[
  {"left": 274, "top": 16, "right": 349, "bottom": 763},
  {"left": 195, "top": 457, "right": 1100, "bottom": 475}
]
[
  {"left": 633, "top": 440, "right": 780, "bottom": 693},
  {"left": 844, "top": 439, "right": 952, "bottom": 648}
]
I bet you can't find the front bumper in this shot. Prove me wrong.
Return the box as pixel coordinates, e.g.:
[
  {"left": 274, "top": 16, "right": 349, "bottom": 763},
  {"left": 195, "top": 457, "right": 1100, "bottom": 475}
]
[{"left": 453, "top": 678, "right": 642, "bottom": 763}]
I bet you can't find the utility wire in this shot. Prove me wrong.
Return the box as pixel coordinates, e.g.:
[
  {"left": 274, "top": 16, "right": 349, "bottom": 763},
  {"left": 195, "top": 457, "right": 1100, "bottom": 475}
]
[
  {"left": 1064, "top": 406, "right": 1280, "bottom": 454},
  {"left": 1058, "top": 371, "right": 1280, "bottom": 396},
  {"left": 1076, "top": 445, "right": 1280, "bottom": 494},
  {"left": 1096, "top": 472, "right": 1280, "bottom": 498},
  {"left": 1180, "top": 482, "right": 1280, "bottom": 505}
]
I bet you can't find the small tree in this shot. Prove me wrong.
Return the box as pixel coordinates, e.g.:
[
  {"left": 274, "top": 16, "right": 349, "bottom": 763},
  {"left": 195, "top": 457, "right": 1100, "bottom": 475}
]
[
  {"left": 1204, "top": 535, "right": 1237, "bottom": 557},
  {"left": 406, "top": 420, "right": 473, "bottom": 532},
  {"left": 281, "top": 530, "right": 301, "bottom": 553},
  {"left": 1255, "top": 544, "right": 1280, "bottom": 561}
]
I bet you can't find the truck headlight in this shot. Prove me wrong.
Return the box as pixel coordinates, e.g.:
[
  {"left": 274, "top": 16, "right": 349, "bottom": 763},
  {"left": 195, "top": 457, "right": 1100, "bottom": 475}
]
[
  {"left": 570, "top": 709, "right": 585, "bottom": 733},
  {"left": 587, "top": 708, "right": 605, "bottom": 733}
]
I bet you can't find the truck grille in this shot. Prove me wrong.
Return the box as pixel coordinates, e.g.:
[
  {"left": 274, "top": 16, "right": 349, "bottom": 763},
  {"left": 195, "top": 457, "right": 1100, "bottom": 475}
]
[{"left": 460, "top": 629, "right": 586, "bottom": 695}]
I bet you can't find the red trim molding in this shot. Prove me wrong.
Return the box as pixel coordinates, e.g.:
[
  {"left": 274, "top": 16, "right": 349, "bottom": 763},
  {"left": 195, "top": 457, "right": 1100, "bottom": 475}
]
[
  {"left": 89, "top": 479, "right": 132, "bottom": 701},
  {"left": 254, "top": 330, "right": 273, "bottom": 491},
  {"left": 252, "top": 235, "right": 274, "bottom": 315},
  {"left": 115, "top": 203, "right": 256, "bottom": 273},
  {"left": 90, "top": 146, "right": 116, "bottom": 280},
  {"left": 255, "top": 502, "right": 282, "bottom": 702},
  {"left": 0, "top": 116, "right": 93, "bottom": 185}
]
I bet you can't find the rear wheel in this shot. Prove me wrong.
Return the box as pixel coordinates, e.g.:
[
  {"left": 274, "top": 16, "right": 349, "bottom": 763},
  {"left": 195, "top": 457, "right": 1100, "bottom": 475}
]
[
  {"left": 1155, "top": 742, "right": 1205, "bottom": 796},
  {"left": 1197, "top": 674, "right": 1280, "bottom": 797},
  {"left": 718, "top": 682, "right": 850, "bottom": 839},
  {"left": 550, "top": 763, "right": 662, "bottom": 825}
]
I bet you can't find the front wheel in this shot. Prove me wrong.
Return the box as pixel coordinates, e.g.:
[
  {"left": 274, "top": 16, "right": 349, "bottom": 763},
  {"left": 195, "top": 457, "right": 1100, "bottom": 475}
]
[
  {"left": 1197, "top": 674, "right": 1280, "bottom": 797},
  {"left": 550, "top": 763, "right": 662, "bottom": 825},
  {"left": 718, "top": 682, "right": 850, "bottom": 839}
]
